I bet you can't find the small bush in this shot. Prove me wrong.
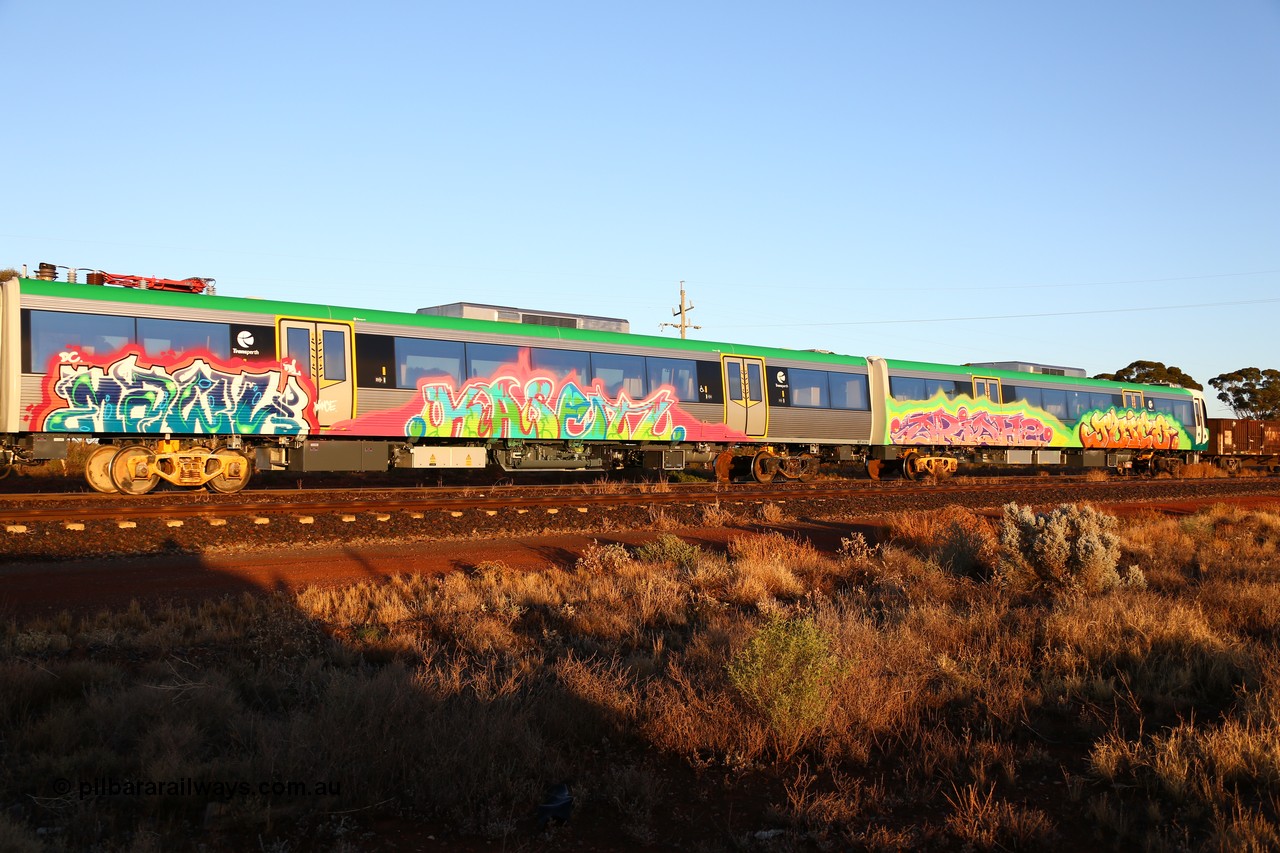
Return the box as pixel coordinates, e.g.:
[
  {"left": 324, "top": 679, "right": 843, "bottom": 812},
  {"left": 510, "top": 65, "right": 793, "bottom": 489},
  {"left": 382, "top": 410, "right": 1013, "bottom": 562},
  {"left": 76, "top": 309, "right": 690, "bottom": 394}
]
[
  {"left": 996, "top": 503, "right": 1122, "bottom": 595},
  {"left": 633, "top": 534, "right": 703, "bottom": 571},
  {"left": 576, "top": 541, "right": 633, "bottom": 574},
  {"left": 727, "top": 616, "right": 843, "bottom": 753}
]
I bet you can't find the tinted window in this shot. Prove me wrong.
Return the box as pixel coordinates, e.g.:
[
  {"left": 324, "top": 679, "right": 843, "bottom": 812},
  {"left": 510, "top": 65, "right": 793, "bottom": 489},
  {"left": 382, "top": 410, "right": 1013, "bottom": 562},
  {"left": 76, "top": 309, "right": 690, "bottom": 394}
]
[
  {"left": 1013, "top": 386, "right": 1042, "bottom": 409},
  {"left": 530, "top": 347, "right": 590, "bottom": 383},
  {"left": 789, "top": 368, "right": 829, "bottom": 408},
  {"left": 466, "top": 343, "right": 520, "bottom": 380},
  {"left": 925, "top": 378, "right": 959, "bottom": 399},
  {"left": 322, "top": 329, "right": 347, "bottom": 381},
  {"left": 397, "top": 338, "right": 464, "bottom": 387},
  {"left": 592, "top": 353, "right": 646, "bottom": 397},
  {"left": 1066, "top": 390, "right": 1091, "bottom": 420},
  {"left": 1090, "top": 392, "right": 1119, "bottom": 411},
  {"left": 28, "top": 310, "right": 135, "bottom": 371},
  {"left": 889, "top": 376, "right": 927, "bottom": 401},
  {"left": 647, "top": 356, "right": 698, "bottom": 402},
  {"left": 746, "top": 361, "right": 763, "bottom": 401},
  {"left": 137, "top": 318, "right": 230, "bottom": 360},
  {"left": 829, "top": 373, "right": 870, "bottom": 410},
  {"left": 286, "top": 327, "right": 312, "bottom": 378},
  {"left": 1040, "top": 388, "right": 1068, "bottom": 419},
  {"left": 1153, "top": 397, "right": 1193, "bottom": 426},
  {"left": 726, "top": 360, "right": 743, "bottom": 402}
]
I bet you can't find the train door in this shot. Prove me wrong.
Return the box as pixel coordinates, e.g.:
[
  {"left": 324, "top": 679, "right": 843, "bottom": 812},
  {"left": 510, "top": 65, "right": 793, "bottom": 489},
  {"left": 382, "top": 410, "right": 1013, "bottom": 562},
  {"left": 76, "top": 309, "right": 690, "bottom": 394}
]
[
  {"left": 277, "top": 318, "right": 356, "bottom": 428},
  {"left": 722, "top": 355, "right": 768, "bottom": 438},
  {"left": 972, "top": 376, "right": 1002, "bottom": 407},
  {"left": 1122, "top": 390, "right": 1144, "bottom": 411}
]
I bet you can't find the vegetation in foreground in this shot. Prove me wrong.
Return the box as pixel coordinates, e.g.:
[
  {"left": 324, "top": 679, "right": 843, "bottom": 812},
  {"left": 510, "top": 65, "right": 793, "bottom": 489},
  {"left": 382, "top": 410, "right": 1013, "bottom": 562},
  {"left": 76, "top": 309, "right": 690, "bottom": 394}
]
[{"left": 2, "top": 502, "right": 1280, "bottom": 851}]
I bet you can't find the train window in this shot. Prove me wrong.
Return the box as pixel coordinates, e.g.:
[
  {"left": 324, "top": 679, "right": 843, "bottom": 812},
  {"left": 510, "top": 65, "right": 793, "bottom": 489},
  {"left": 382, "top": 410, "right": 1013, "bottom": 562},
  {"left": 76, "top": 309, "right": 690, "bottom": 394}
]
[
  {"left": 789, "top": 368, "right": 829, "bottom": 408},
  {"left": 530, "top": 347, "right": 591, "bottom": 383},
  {"left": 466, "top": 343, "right": 520, "bottom": 380},
  {"left": 28, "top": 310, "right": 135, "bottom": 372},
  {"left": 1040, "top": 388, "right": 1068, "bottom": 419},
  {"left": 746, "top": 361, "right": 763, "bottom": 401},
  {"left": 925, "top": 379, "right": 959, "bottom": 399},
  {"left": 889, "top": 376, "right": 928, "bottom": 401},
  {"left": 286, "top": 327, "right": 312, "bottom": 378},
  {"left": 1066, "top": 390, "right": 1090, "bottom": 420},
  {"left": 397, "top": 338, "right": 464, "bottom": 387},
  {"left": 726, "top": 360, "right": 743, "bottom": 402},
  {"left": 137, "top": 318, "right": 231, "bottom": 360},
  {"left": 829, "top": 373, "right": 870, "bottom": 410},
  {"left": 591, "top": 353, "right": 646, "bottom": 398},
  {"left": 647, "top": 357, "right": 699, "bottom": 402},
  {"left": 322, "top": 330, "right": 347, "bottom": 381},
  {"left": 1152, "top": 398, "right": 1193, "bottom": 425},
  {"left": 1011, "top": 386, "right": 1042, "bottom": 409},
  {"left": 1091, "top": 392, "right": 1119, "bottom": 411}
]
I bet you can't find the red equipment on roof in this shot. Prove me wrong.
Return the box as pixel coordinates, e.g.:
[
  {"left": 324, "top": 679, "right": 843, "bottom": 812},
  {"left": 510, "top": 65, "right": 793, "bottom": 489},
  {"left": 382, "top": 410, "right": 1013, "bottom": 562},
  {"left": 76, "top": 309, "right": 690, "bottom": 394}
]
[{"left": 87, "top": 271, "right": 214, "bottom": 293}]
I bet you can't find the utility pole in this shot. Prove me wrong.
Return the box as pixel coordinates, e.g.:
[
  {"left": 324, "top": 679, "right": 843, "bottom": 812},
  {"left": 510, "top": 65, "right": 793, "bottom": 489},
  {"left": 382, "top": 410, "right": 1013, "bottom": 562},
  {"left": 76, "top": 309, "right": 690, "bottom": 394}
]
[{"left": 659, "top": 280, "right": 701, "bottom": 339}]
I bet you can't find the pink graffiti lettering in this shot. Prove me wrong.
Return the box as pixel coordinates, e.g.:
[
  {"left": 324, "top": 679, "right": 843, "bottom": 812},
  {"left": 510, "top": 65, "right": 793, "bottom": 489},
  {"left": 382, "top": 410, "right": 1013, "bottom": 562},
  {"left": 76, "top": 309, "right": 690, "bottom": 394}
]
[{"left": 890, "top": 407, "right": 1054, "bottom": 446}]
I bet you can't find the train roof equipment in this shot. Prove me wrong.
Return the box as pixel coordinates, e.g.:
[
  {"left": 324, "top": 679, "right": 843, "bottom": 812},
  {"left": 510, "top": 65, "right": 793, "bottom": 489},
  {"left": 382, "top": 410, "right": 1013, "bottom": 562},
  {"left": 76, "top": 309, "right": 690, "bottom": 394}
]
[
  {"left": 968, "top": 360, "right": 1088, "bottom": 378},
  {"left": 30, "top": 261, "right": 214, "bottom": 294},
  {"left": 417, "top": 301, "right": 630, "bottom": 333}
]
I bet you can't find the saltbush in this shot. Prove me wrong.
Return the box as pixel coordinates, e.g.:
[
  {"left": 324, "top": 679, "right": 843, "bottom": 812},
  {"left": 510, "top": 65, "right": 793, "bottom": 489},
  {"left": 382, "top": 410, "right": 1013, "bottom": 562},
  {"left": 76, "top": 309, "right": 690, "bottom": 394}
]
[{"left": 996, "top": 502, "right": 1122, "bottom": 595}]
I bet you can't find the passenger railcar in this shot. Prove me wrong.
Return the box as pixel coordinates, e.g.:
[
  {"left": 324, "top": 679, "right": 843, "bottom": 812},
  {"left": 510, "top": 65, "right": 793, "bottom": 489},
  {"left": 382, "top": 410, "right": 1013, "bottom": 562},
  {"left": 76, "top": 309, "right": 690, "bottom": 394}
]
[{"left": 0, "top": 269, "right": 1214, "bottom": 493}]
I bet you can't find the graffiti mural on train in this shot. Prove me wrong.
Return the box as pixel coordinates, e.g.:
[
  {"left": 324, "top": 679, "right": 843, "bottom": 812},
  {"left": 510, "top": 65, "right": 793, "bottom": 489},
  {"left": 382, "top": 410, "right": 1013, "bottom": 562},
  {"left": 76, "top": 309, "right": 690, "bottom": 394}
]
[
  {"left": 30, "top": 347, "right": 317, "bottom": 435},
  {"left": 330, "top": 366, "right": 750, "bottom": 442},
  {"left": 1077, "top": 409, "right": 1188, "bottom": 451},
  {"left": 887, "top": 395, "right": 1068, "bottom": 447}
]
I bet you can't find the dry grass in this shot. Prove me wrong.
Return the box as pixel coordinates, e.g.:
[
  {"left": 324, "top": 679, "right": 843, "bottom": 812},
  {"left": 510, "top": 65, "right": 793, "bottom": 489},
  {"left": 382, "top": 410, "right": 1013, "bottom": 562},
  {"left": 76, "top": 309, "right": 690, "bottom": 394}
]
[{"left": 4, "top": 503, "right": 1280, "bottom": 850}]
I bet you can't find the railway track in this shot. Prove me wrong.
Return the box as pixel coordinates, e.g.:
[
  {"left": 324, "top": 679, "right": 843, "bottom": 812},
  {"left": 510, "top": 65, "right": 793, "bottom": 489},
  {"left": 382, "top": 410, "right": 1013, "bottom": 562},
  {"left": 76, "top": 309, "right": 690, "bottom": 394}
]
[
  {"left": 0, "top": 475, "right": 1277, "bottom": 555},
  {"left": 1, "top": 476, "right": 1278, "bottom": 617},
  {"left": 0, "top": 474, "right": 1264, "bottom": 526}
]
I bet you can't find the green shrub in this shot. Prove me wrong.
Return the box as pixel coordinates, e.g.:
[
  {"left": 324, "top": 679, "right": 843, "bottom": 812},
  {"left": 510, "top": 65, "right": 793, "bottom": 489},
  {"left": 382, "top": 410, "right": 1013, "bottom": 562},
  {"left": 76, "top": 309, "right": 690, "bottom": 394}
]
[
  {"left": 727, "top": 616, "right": 843, "bottom": 751},
  {"left": 633, "top": 534, "right": 703, "bottom": 571},
  {"left": 996, "top": 503, "right": 1122, "bottom": 595}
]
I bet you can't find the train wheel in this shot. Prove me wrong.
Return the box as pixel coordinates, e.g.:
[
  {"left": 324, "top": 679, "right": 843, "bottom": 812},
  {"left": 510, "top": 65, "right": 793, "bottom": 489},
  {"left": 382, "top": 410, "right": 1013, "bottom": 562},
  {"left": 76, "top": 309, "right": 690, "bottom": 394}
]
[
  {"left": 902, "top": 453, "right": 920, "bottom": 481},
  {"left": 865, "top": 458, "right": 882, "bottom": 481},
  {"left": 751, "top": 451, "right": 777, "bottom": 484},
  {"left": 85, "top": 445, "right": 120, "bottom": 494},
  {"left": 714, "top": 451, "right": 735, "bottom": 483},
  {"left": 109, "top": 445, "right": 160, "bottom": 495},
  {"left": 207, "top": 448, "right": 252, "bottom": 493},
  {"left": 798, "top": 453, "right": 819, "bottom": 482}
]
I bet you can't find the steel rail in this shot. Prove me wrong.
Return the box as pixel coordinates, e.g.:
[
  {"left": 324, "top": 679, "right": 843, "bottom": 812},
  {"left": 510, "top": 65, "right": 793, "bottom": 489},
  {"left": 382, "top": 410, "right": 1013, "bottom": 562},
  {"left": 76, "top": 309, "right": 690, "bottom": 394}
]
[{"left": 0, "top": 476, "right": 1263, "bottom": 525}]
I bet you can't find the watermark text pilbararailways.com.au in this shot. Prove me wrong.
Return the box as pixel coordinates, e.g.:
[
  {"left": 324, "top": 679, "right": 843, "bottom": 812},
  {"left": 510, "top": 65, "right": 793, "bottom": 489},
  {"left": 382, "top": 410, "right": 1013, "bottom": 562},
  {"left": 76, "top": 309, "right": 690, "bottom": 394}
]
[{"left": 50, "top": 777, "right": 341, "bottom": 800}]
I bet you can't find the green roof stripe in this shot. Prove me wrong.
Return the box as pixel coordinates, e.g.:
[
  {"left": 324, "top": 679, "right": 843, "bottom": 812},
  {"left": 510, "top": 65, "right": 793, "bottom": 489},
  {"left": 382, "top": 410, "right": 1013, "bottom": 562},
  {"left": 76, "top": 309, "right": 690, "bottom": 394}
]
[
  {"left": 19, "top": 278, "right": 867, "bottom": 368},
  {"left": 882, "top": 357, "right": 1196, "bottom": 396}
]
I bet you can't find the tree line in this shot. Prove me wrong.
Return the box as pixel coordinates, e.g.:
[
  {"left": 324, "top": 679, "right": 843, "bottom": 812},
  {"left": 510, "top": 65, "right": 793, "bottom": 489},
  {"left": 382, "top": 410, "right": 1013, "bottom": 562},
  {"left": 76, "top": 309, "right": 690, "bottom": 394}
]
[{"left": 1094, "top": 360, "right": 1280, "bottom": 420}]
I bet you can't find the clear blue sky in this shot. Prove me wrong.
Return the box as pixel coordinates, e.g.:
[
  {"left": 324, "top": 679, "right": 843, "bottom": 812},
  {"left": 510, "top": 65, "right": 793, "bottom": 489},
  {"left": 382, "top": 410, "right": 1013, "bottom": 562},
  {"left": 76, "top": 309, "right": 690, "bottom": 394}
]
[{"left": 4, "top": 1, "right": 1277, "bottom": 416}]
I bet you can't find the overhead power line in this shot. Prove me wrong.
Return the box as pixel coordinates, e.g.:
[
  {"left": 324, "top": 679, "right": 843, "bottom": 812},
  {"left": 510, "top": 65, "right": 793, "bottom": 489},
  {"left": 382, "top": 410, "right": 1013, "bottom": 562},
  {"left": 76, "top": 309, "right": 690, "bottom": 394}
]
[{"left": 716, "top": 296, "right": 1280, "bottom": 330}]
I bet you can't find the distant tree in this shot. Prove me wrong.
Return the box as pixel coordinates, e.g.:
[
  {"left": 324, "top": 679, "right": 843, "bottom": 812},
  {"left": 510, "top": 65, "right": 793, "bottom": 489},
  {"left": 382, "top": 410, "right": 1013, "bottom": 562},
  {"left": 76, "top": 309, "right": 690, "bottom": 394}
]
[
  {"left": 1092, "top": 360, "right": 1202, "bottom": 391},
  {"left": 1208, "top": 368, "right": 1280, "bottom": 420},
  {"left": 0, "top": 268, "right": 19, "bottom": 281}
]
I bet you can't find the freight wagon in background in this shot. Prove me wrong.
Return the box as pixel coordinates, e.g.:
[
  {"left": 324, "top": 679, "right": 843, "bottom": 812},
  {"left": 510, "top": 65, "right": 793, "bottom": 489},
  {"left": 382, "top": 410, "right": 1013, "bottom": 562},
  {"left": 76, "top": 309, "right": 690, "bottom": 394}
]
[
  {"left": 2, "top": 263, "right": 1268, "bottom": 496},
  {"left": 1206, "top": 419, "right": 1280, "bottom": 473}
]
